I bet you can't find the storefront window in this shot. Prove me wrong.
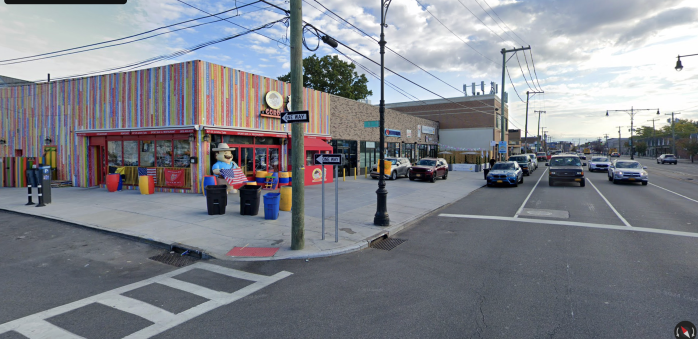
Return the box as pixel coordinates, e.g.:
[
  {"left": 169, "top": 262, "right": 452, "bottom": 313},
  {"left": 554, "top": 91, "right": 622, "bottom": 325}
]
[
  {"left": 360, "top": 141, "right": 377, "bottom": 173},
  {"left": 255, "top": 148, "right": 267, "bottom": 172},
  {"left": 269, "top": 148, "right": 280, "bottom": 172},
  {"left": 140, "top": 140, "right": 155, "bottom": 167},
  {"left": 156, "top": 140, "right": 172, "bottom": 167},
  {"left": 386, "top": 142, "right": 400, "bottom": 158},
  {"left": 124, "top": 141, "right": 139, "bottom": 166},
  {"left": 108, "top": 141, "right": 122, "bottom": 166},
  {"left": 306, "top": 150, "right": 314, "bottom": 166},
  {"left": 241, "top": 148, "right": 254, "bottom": 176},
  {"left": 173, "top": 140, "right": 191, "bottom": 167},
  {"left": 226, "top": 135, "right": 254, "bottom": 144}
]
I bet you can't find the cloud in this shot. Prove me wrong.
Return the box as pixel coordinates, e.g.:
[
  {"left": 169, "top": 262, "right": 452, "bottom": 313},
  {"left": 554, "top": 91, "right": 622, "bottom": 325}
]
[{"left": 616, "top": 7, "right": 698, "bottom": 46}]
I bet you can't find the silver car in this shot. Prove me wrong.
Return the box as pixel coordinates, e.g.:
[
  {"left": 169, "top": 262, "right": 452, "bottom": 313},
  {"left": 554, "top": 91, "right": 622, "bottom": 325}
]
[
  {"left": 370, "top": 157, "right": 411, "bottom": 180},
  {"left": 608, "top": 160, "right": 648, "bottom": 185},
  {"left": 525, "top": 153, "right": 538, "bottom": 170},
  {"left": 589, "top": 156, "right": 612, "bottom": 172}
]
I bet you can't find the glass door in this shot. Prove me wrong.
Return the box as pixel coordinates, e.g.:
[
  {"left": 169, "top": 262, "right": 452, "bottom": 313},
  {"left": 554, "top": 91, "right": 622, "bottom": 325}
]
[
  {"left": 255, "top": 148, "right": 267, "bottom": 172},
  {"left": 241, "top": 147, "right": 255, "bottom": 177},
  {"left": 268, "top": 147, "right": 280, "bottom": 173}
]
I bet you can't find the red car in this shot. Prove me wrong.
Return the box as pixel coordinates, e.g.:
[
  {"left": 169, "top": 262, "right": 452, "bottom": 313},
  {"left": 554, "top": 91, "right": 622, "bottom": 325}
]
[{"left": 408, "top": 158, "right": 449, "bottom": 183}]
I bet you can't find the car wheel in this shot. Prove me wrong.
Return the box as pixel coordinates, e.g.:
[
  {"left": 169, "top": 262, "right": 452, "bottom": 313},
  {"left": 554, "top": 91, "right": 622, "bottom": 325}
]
[
  {"left": 580, "top": 180, "right": 585, "bottom": 187},
  {"left": 519, "top": 175, "right": 524, "bottom": 184},
  {"left": 390, "top": 171, "right": 397, "bottom": 180},
  {"left": 613, "top": 178, "right": 618, "bottom": 184},
  {"left": 409, "top": 176, "right": 415, "bottom": 181},
  {"left": 608, "top": 174, "right": 612, "bottom": 181},
  {"left": 548, "top": 179, "right": 554, "bottom": 186},
  {"left": 487, "top": 183, "right": 492, "bottom": 187},
  {"left": 513, "top": 179, "right": 518, "bottom": 187},
  {"left": 662, "top": 161, "right": 665, "bottom": 164},
  {"left": 443, "top": 172, "right": 448, "bottom": 180},
  {"left": 642, "top": 181, "right": 648, "bottom": 185},
  {"left": 429, "top": 176, "right": 435, "bottom": 183}
]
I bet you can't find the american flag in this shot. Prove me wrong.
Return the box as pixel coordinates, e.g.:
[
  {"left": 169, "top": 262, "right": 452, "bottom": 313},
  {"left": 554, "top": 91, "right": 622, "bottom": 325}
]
[
  {"left": 220, "top": 168, "right": 246, "bottom": 188},
  {"left": 138, "top": 167, "right": 157, "bottom": 184}
]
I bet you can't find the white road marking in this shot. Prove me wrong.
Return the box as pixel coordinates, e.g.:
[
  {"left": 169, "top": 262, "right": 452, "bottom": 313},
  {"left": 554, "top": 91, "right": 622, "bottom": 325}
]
[
  {"left": 439, "top": 213, "right": 698, "bottom": 238},
  {"left": 514, "top": 168, "right": 548, "bottom": 218},
  {"left": 586, "top": 178, "right": 632, "bottom": 227},
  {"left": 649, "top": 183, "right": 698, "bottom": 204},
  {"left": 0, "top": 263, "right": 292, "bottom": 339}
]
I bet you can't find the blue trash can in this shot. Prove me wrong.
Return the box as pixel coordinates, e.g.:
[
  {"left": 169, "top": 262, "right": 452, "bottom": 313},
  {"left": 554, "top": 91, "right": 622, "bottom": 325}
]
[{"left": 263, "top": 193, "right": 281, "bottom": 220}]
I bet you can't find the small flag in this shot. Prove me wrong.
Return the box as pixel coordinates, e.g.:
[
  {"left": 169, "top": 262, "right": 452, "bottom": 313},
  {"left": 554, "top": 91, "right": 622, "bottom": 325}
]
[
  {"left": 220, "top": 168, "right": 247, "bottom": 189},
  {"left": 138, "top": 167, "right": 157, "bottom": 184},
  {"left": 164, "top": 168, "right": 185, "bottom": 187}
]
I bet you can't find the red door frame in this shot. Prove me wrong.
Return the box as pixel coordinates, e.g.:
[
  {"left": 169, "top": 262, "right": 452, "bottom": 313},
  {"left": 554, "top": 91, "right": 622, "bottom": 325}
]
[{"left": 227, "top": 144, "right": 281, "bottom": 180}]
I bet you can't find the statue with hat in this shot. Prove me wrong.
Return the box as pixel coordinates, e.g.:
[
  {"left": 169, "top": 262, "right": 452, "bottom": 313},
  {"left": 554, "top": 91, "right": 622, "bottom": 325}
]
[{"left": 212, "top": 143, "right": 240, "bottom": 194}]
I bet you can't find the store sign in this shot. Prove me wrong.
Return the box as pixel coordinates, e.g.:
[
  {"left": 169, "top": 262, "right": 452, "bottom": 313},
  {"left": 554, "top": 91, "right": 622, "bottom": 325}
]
[
  {"left": 205, "top": 129, "right": 284, "bottom": 138},
  {"left": 260, "top": 108, "right": 282, "bottom": 119},
  {"left": 265, "top": 91, "right": 284, "bottom": 110},
  {"left": 365, "top": 141, "right": 376, "bottom": 148},
  {"left": 364, "top": 121, "right": 379, "bottom": 128},
  {"left": 406, "top": 130, "right": 412, "bottom": 138},
  {"left": 422, "top": 126, "right": 436, "bottom": 134},
  {"left": 384, "top": 129, "right": 402, "bottom": 137},
  {"left": 77, "top": 131, "right": 131, "bottom": 136},
  {"left": 130, "top": 129, "right": 194, "bottom": 135},
  {"left": 76, "top": 129, "right": 194, "bottom": 136}
]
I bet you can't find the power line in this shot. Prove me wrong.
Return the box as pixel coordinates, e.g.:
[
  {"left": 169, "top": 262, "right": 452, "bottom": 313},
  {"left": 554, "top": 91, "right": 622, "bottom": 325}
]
[
  {"left": 505, "top": 65, "right": 525, "bottom": 103},
  {"left": 514, "top": 51, "right": 535, "bottom": 92},
  {"left": 522, "top": 48, "right": 542, "bottom": 92},
  {"left": 481, "top": 0, "right": 528, "bottom": 45},
  {"left": 528, "top": 49, "right": 543, "bottom": 92},
  {"left": 472, "top": 0, "right": 520, "bottom": 44},
  {"left": 453, "top": 0, "right": 508, "bottom": 43}
]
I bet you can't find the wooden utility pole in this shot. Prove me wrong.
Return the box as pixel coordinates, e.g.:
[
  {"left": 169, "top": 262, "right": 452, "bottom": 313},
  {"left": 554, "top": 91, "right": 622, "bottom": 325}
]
[
  {"left": 290, "top": 0, "right": 304, "bottom": 250},
  {"left": 524, "top": 90, "right": 543, "bottom": 153}
]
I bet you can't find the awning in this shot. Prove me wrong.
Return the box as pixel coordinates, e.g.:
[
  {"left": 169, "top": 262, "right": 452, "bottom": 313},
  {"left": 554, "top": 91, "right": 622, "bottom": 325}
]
[
  {"left": 303, "top": 137, "right": 333, "bottom": 151},
  {"left": 75, "top": 127, "right": 195, "bottom": 136}
]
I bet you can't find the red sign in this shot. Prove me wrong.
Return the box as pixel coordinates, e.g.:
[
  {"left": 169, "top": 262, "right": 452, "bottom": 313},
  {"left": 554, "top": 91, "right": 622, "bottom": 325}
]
[
  {"left": 164, "top": 168, "right": 185, "bottom": 187},
  {"left": 130, "top": 129, "right": 194, "bottom": 135},
  {"left": 260, "top": 108, "right": 282, "bottom": 119},
  {"left": 205, "top": 129, "right": 286, "bottom": 138},
  {"left": 75, "top": 131, "right": 130, "bottom": 136},
  {"left": 304, "top": 165, "right": 333, "bottom": 186}
]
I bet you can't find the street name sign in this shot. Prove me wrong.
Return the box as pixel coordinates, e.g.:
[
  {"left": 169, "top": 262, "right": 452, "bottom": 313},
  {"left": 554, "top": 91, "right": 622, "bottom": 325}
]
[
  {"left": 314, "top": 154, "right": 343, "bottom": 165},
  {"left": 280, "top": 110, "right": 310, "bottom": 124}
]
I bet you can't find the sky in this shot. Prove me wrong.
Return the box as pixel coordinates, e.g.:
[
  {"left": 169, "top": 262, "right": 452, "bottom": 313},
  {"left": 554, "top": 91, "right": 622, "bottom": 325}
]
[{"left": 1, "top": 0, "right": 698, "bottom": 144}]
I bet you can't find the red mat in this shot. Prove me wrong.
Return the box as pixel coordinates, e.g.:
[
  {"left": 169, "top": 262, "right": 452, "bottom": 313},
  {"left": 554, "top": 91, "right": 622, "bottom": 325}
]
[{"left": 226, "top": 247, "right": 280, "bottom": 257}]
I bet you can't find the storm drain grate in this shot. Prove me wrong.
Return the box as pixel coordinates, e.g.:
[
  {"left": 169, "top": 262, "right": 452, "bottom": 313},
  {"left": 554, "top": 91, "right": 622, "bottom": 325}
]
[
  {"left": 370, "top": 238, "right": 407, "bottom": 251},
  {"left": 149, "top": 251, "right": 199, "bottom": 267}
]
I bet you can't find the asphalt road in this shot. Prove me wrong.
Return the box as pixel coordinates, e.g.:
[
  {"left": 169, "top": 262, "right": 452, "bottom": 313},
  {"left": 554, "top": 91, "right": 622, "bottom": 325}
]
[{"left": 2, "top": 161, "right": 697, "bottom": 338}]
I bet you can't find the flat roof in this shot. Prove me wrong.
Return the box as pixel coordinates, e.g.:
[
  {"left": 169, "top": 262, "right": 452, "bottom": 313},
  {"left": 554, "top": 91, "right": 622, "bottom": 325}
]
[{"left": 384, "top": 93, "right": 506, "bottom": 109}]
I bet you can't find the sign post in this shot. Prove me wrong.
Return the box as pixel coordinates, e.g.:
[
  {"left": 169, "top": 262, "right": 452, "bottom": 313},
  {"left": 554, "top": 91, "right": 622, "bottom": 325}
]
[{"left": 314, "top": 153, "right": 343, "bottom": 242}]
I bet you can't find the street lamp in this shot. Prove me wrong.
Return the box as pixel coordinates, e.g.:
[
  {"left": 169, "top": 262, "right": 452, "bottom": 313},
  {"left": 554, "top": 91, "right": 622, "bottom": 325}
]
[
  {"left": 674, "top": 53, "right": 698, "bottom": 71},
  {"left": 374, "top": 0, "right": 392, "bottom": 227},
  {"left": 605, "top": 107, "right": 659, "bottom": 160}
]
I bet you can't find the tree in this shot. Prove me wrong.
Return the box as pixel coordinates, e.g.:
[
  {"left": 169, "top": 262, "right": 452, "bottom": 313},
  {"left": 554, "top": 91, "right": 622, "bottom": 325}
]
[
  {"left": 278, "top": 54, "right": 373, "bottom": 100},
  {"left": 635, "top": 141, "right": 647, "bottom": 155},
  {"left": 677, "top": 137, "right": 698, "bottom": 162}
]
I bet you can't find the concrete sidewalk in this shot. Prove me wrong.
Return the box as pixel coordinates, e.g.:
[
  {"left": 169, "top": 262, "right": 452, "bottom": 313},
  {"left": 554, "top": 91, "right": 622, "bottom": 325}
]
[{"left": 0, "top": 171, "right": 484, "bottom": 261}]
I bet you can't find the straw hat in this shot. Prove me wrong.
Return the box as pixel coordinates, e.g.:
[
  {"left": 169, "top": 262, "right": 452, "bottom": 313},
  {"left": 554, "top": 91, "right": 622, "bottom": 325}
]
[{"left": 212, "top": 143, "right": 233, "bottom": 151}]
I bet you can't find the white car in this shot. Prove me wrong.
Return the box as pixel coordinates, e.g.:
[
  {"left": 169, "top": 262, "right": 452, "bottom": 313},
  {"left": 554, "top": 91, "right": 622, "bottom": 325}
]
[
  {"left": 525, "top": 153, "right": 539, "bottom": 170},
  {"left": 608, "top": 160, "right": 648, "bottom": 185},
  {"left": 588, "top": 156, "right": 612, "bottom": 172}
]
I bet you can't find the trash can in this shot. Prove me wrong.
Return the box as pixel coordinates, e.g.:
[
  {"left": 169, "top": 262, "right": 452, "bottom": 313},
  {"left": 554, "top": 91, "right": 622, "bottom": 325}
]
[
  {"left": 106, "top": 173, "right": 121, "bottom": 192},
  {"left": 205, "top": 185, "right": 228, "bottom": 215},
  {"left": 279, "top": 186, "right": 292, "bottom": 211},
  {"left": 201, "top": 175, "right": 216, "bottom": 196},
  {"left": 39, "top": 166, "right": 52, "bottom": 204},
  {"left": 263, "top": 193, "right": 281, "bottom": 220},
  {"left": 483, "top": 168, "right": 489, "bottom": 180},
  {"left": 239, "top": 184, "right": 262, "bottom": 215}
]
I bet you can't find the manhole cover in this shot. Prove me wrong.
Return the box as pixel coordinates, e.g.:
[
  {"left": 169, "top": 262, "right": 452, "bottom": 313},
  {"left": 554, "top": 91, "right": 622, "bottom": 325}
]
[
  {"left": 370, "top": 238, "right": 407, "bottom": 251},
  {"left": 149, "top": 251, "right": 199, "bottom": 267}
]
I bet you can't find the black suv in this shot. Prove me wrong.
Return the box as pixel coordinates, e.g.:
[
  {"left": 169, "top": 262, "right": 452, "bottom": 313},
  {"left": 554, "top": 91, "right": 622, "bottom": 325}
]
[
  {"left": 546, "top": 155, "right": 586, "bottom": 187},
  {"left": 657, "top": 154, "right": 677, "bottom": 165}
]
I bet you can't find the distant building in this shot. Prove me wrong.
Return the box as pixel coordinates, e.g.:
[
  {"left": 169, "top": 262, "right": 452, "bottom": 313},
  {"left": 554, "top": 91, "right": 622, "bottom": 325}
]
[{"left": 508, "top": 129, "right": 521, "bottom": 154}]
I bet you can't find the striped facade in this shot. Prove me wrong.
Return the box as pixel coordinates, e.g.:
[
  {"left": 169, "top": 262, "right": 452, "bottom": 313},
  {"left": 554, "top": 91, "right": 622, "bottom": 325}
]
[{"left": 0, "top": 60, "right": 331, "bottom": 193}]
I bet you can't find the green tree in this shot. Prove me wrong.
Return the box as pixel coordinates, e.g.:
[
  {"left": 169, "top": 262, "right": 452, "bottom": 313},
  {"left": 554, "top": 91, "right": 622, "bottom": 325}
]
[
  {"left": 677, "top": 137, "right": 698, "bottom": 162},
  {"left": 278, "top": 54, "right": 373, "bottom": 100},
  {"left": 635, "top": 141, "right": 647, "bottom": 155}
]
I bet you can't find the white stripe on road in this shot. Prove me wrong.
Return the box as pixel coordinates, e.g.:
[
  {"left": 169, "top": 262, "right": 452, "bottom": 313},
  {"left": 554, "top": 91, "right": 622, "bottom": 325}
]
[
  {"left": 438, "top": 213, "right": 698, "bottom": 238},
  {"left": 586, "top": 178, "right": 632, "bottom": 227},
  {"left": 514, "top": 168, "right": 548, "bottom": 218},
  {"left": 649, "top": 183, "right": 698, "bottom": 204}
]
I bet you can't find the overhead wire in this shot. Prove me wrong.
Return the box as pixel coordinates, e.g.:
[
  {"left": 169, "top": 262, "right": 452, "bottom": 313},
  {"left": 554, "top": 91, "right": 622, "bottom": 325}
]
[
  {"left": 453, "top": 0, "right": 508, "bottom": 43},
  {"left": 482, "top": 0, "right": 528, "bottom": 45},
  {"left": 521, "top": 49, "right": 542, "bottom": 92},
  {"left": 472, "top": 0, "right": 520, "bottom": 45},
  {"left": 514, "top": 51, "right": 535, "bottom": 92},
  {"left": 528, "top": 49, "right": 543, "bottom": 92}
]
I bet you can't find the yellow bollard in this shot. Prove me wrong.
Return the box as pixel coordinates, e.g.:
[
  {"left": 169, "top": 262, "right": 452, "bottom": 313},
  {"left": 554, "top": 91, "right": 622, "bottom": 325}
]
[
  {"left": 354, "top": 167, "right": 357, "bottom": 180},
  {"left": 343, "top": 168, "right": 346, "bottom": 181},
  {"left": 365, "top": 166, "right": 368, "bottom": 178}
]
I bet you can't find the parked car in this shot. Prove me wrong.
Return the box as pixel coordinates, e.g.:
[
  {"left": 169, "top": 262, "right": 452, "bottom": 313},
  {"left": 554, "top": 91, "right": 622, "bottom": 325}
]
[
  {"left": 588, "top": 156, "right": 611, "bottom": 172},
  {"left": 610, "top": 152, "right": 620, "bottom": 157},
  {"left": 486, "top": 161, "right": 523, "bottom": 187},
  {"left": 546, "top": 155, "right": 586, "bottom": 187},
  {"left": 657, "top": 154, "right": 677, "bottom": 165},
  {"left": 608, "top": 160, "right": 648, "bottom": 185},
  {"left": 536, "top": 152, "right": 548, "bottom": 162},
  {"left": 370, "top": 157, "right": 410, "bottom": 180},
  {"left": 577, "top": 153, "right": 587, "bottom": 161},
  {"left": 525, "top": 153, "right": 539, "bottom": 170},
  {"left": 508, "top": 155, "right": 533, "bottom": 176},
  {"left": 408, "top": 158, "right": 448, "bottom": 183}
]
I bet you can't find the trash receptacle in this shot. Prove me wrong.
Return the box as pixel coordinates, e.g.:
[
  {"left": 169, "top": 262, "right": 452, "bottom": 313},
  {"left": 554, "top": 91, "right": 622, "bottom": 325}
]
[
  {"left": 483, "top": 168, "right": 489, "bottom": 180},
  {"left": 263, "top": 193, "right": 280, "bottom": 220},
  {"left": 205, "top": 185, "right": 228, "bottom": 215},
  {"left": 39, "top": 166, "right": 52, "bottom": 204},
  {"left": 240, "top": 184, "right": 262, "bottom": 215}
]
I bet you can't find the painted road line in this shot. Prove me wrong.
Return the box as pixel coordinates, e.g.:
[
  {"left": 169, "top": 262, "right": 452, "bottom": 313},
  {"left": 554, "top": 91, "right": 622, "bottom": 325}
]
[
  {"left": 0, "top": 263, "right": 292, "bottom": 339},
  {"left": 514, "top": 168, "right": 548, "bottom": 218},
  {"left": 586, "top": 178, "right": 632, "bottom": 227},
  {"left": 649, "top": 183, "right": 698, "bottom": 204},
  {"left": 438, "top": 213, "right": 698, "bottom": 238}
]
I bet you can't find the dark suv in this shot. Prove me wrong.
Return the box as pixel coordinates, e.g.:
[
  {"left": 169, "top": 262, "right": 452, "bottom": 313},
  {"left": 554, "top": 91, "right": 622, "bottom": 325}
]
[
  {"left": 657, "top": 154, "right": 677, "bottom": 165},
  {"left": 546, "top": 155, "right": 586, "bottom": 187},
  {"left": 408, "top": 158, "right": 448, "bottom": 183}
]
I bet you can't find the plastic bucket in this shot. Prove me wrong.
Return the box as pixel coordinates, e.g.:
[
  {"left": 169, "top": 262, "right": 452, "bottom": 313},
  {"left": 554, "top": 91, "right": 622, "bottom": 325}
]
[
  {"left": 106, "top": 174, "right": 120, "bottom": 192},
  {"left": 255, "top": 171, "right": 267, "bottom": 184},
  {"left": 263, "top": 193, "right": 281, "bottom": 220},
  {"left": 202, "top": 175, "right": 216, "bottom": 196},
  {"left": 279, "top": 186, "right": 292, "bottom": 211},
  {"left": 139, "top": 175, "right": 155, "bottom": 194},
  {"left": 278, "top": 171, "right": 290, "bottom": 184}
]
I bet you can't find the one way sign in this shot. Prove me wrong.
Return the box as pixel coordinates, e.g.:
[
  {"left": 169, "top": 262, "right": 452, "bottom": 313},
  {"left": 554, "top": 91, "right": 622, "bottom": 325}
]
[
  {"left": 280, "top": 110, "right": 310, "bottom": 124},
  {"left": 314, "top": 153, "right": 343, "bottom": 165}
]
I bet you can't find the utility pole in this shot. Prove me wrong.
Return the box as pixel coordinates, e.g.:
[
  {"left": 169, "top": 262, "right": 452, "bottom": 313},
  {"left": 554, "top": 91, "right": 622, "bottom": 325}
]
[
  {"left": 603, "top": 134, "right": 609, "bottom": 155},
  {"left": 534, "top": 110, "right": 546, "bottom": 153},
  {"left": 501, "top": 46, "right": 531, "bottom": 160},
  {"left": 647, "top": 118, "right": 659, "bottom": 157},
  {"left": 524, "top": 90, "right": 543, "bottom": 154},
  {"left": 290, "top": 0, "right": 304, "bottom": 250},
  {"left": 665, "top": 112, "right": 681, "bottom": 155},
  {"left": 541, "top": 127, "right": 548, "bottom": 153},
  {"left": 606, "top": 107, "right": 660, "bottom": 160},
  {"left": 617, "top": 126, "right": 623, "bottom": 156}
]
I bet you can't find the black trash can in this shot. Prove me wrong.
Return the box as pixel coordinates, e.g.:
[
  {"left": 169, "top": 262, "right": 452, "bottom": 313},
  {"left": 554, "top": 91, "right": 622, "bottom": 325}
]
[
  {"left": 205, "top": 185, "right": 228, "bottom": 215},
  {"left": 483, "top": 168, "right": 490, "bottom": 180},
  {"left": 239, "top": 185, "right": 262, "bottom": 216}
]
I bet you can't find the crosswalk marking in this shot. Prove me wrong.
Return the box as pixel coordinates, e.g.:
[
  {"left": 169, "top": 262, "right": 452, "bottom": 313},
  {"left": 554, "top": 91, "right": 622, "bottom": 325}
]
[{"left": 0, "top": 263, "right": 292, "bottom": 339}]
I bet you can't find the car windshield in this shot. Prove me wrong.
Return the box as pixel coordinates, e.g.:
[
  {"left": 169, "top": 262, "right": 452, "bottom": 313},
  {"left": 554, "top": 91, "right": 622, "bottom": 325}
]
[
  {"left": 417, "top": 159, "right": 436, "bottom": 166},
  {"left": 387, "top": 159, "right": 398, "bottom": 165},
  {"left": 537, "top": 153, "right": 546, "bottom": 156},
  {"left": 665, "top": 154, "right": 676, "bottom": 158},
  {"left": 492, "top": 163, "right": 515, "bottom": 170},
  {"left": 550, "top": 157, "right": 582, "bottom": 166},
  {"left": 509, "top": 156, "right": 527, "bottom": 162},
  {"left": 592, "top": 157, "right": 608, "bottom": 162},
  {"left": 615, "top": 162, "right": 641, "bottom": 168}
]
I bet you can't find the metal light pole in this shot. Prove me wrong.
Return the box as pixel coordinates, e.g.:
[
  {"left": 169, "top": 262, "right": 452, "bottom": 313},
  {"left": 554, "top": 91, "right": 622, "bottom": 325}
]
[
  {"left": 665, "top": 112, "right": 681, "bottom": 155},
  {"left": 500, "top": 46, "right": 531, "bottom": 160},
  {"left": 535, "top": 110, "right": 545, "bottom": 153},
  {"left": 606, "top": 107, "right": 660, "bottom": 160},
  {"left": 374, "top": 0, "right": 392, "bottom": 227}
]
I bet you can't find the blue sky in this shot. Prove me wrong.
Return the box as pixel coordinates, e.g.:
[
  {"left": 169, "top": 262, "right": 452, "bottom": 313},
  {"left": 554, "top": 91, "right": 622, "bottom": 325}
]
[{"left": 1, "top": 0, "right": 698, "bottom": 143}]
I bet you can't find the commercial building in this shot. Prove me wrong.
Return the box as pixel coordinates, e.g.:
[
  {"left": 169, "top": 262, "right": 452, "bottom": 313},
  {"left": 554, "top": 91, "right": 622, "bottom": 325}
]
[
  {"left": 0, "top": 60, "right": 437, "bottom": 191},
  {"left": 385, "top": 92, "right": 508, "bottom": 159},
  {"left": 508, "top": 129, "right": 521, "bottom": 155}
]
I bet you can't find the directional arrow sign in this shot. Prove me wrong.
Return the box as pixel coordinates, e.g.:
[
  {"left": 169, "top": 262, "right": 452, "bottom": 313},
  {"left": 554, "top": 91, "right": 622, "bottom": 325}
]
[
  {"left": 280, "top": 110, "right": 310, "bottom": 124},
  {"left": 314, "top": 153, "right": 343, "bottom": 165}
]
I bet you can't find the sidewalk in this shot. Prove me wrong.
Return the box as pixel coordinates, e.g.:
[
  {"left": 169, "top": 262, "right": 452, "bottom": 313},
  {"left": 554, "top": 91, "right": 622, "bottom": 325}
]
[{"left": 0, "top": 171, "right": 485, "bottom": 261}]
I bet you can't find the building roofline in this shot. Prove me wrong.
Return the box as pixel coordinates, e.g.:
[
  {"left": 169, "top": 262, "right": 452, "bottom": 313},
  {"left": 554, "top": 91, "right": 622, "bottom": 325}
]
[{"left": 384, "top": 93, "right": 507, "bottom": 109}]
